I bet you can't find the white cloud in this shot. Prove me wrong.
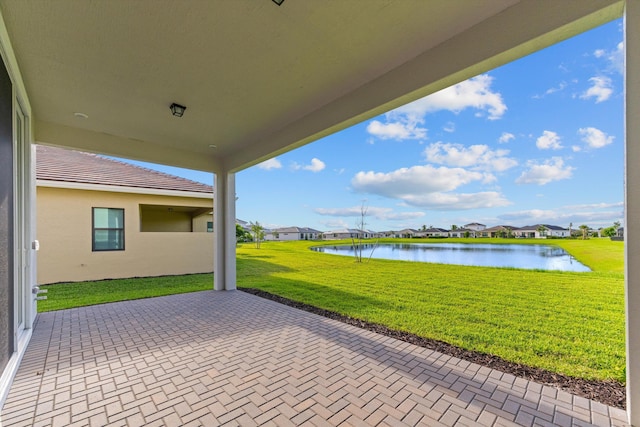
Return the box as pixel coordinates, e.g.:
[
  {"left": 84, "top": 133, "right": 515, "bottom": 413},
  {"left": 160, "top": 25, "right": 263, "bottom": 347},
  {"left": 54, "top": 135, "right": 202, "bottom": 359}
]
[
  {"left": 320, "top": 219, "right": 349, "bottom": 229},
  {"left": 546, "top": 81, "right": 567, "bottom": 95},
  {"left": 257, "top": 158, "right": 282, "bottom": 170},
  {"left": 366, "top": 118, "right": 427, "bottom": 141},
  {"left": 394, "top": 74, "right": 506, "bottom": 121},
  {"left": 424, "top": 142, "right": 517, "bottom": 172},
  {"left": 533, "top": 81, "right": 567, "bottom": 99},
  {"left": 498, "top": 132, "right": 515, "bottom": 144},
  {"left": 443, "top": 122, "right": 455, "bottom": 133},
  {"left": 352, "top": 165, "right": 484, "bottom": 196},
  {"left": 367, "top": 75, "right": 507, "bottom": 141},
  {"left": 516, "top": 157, "right": 574, "bottom": 185},
  {"left": 572, "top": 145, "right": 582, "bottom": 152},
  {"left": 350, "top": 165, "right": 509, "bottom": 210},
  {"left": 482, "top": 173, "right": 498, "bottom": 184},
  {"left": 566, "top": 202, "right": 623, "bottom": 210},
  {"left": 578, "top": 127, "right": 614, "bottom": 149},
  {"left": 292, "top": 158, "right": 326, "bottom": 172},
  {"left": 536, "top": 131, "right": 563, "bottom": 150},
  {"left": 499, "top": 209, "right": 560, "bottom": 222},
  {"left": 314, "top": 206, "right": 425, "bottom": 221},
  {"left": 498, "top": 204, "right": 623, "bottom": 228},
  {"left": 580, "top": 76, "right": 613, "bottom": 103},
  {"left": 401, "top": 192, "right": 511, "bottom": 210},
  {"left": 612, "top": 42, "right": 624, "bottom": 74},
  {"left": 594, "top": 42, "right": 623, "bottom": 75},
  {"left": 306, "top": 158, "right": 326, "bottom": 172}
]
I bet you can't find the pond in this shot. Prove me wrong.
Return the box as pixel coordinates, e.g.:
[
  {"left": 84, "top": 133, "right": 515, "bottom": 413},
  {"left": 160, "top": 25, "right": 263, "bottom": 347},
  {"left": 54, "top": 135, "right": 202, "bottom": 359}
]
[{"left": 311, "top": 243, "right": 591, "bottom": 272}]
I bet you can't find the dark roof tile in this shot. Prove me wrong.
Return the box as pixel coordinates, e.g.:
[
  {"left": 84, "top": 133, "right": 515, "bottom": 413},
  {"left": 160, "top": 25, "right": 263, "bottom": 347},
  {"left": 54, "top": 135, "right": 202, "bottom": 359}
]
[{"left": 36, "top": 145, "right": 213, "bottom": 194}]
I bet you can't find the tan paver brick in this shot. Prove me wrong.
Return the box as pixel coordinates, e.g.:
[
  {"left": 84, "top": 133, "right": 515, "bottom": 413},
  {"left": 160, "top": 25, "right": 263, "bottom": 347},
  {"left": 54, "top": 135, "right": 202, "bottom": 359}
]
[{"left": 0, "top": 291, "right": 629, "bottom": 427}]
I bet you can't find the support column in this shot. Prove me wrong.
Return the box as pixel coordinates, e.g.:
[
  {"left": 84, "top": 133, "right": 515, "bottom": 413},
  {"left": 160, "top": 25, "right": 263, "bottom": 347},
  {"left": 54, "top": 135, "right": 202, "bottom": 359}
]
[
  {"left": 625, "top": 1, "right": 640, "bottom": 424},
  {"left": 213, "top": 171, "right": 237, "bottom": 291}
]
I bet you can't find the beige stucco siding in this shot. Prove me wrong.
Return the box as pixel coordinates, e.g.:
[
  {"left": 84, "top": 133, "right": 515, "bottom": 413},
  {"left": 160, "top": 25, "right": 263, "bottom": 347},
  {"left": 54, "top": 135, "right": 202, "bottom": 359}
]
[
  {"left": 37, "top": 186, "right": 214, "bottom": 284},
  {"left": 192, "top": 213, "right": 213, "bottom": 233},
  {"left": 140, "top": 208, "right": 193, "bottom": 232}
]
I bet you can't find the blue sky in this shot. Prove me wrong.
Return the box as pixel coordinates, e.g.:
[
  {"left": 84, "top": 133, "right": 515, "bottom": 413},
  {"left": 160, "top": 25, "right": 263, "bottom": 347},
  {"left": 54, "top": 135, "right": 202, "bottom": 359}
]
[{"left": 123, "top": 19, "right": 624, "bottom": 232}]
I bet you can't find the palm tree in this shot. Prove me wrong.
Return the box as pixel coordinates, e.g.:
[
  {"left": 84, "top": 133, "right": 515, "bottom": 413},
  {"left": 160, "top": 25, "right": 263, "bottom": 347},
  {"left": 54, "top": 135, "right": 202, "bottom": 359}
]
[
  {"left": 250, "top": 221, "right": 265, "bottom": 248},
  {"left": 579, "top": 224, "right": 589, "bottom": 240},
  {"left": 536, "top": 225, "right": 548, "bottom": 238}
]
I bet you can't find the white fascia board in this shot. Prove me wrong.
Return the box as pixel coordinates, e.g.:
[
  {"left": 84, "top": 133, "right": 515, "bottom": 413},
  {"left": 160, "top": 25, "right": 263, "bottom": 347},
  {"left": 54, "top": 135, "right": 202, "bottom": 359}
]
[{"left": 36, "top": 179, "right": 213, "bottom": 199}]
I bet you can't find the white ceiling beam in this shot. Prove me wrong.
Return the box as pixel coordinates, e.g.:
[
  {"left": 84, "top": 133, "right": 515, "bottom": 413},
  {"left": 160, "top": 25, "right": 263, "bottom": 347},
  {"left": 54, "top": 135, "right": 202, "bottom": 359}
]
[
  {"left": 225, "top": 0, "right": 623, "bottom": 172},
  {"left": 35, "top": 120, "right": 220, "bottom": 172}
]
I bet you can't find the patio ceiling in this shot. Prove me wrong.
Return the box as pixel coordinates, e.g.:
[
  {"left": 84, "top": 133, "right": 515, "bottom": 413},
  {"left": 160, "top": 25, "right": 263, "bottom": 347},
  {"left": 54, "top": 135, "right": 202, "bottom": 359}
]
[{"left": 0, "top": 0, "right": 623, "bottom": 173}]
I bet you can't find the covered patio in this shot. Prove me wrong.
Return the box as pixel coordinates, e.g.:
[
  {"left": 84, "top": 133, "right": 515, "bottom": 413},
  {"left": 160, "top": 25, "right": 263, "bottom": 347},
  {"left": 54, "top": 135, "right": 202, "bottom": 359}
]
[
  {"left": 1, "top": 0, "right": 640, "bottom": 425},
  {"left": 0, "top": 291, "right": 630, "bottom": 426}
]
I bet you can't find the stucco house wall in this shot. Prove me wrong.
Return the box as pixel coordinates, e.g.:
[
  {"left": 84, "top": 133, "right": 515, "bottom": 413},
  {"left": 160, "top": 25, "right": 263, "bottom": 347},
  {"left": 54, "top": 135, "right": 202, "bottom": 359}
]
[
  {"left": 192, "top": 213, "right": 213, "bottom": 233},
  {"left": 515, "top": 225, "right": 569, "bottom": 238},
  {"left": 548, "top": 229, "right": 569, "bottom": 237},
  {"left": 37, "top": 186, "right": 214, "bottom": 284},
  {"left": 265, "top": 227, "right": 322, "bottom": 241},
  {"left": 268, "top": 232, "right": 299, "bottom": 241}
]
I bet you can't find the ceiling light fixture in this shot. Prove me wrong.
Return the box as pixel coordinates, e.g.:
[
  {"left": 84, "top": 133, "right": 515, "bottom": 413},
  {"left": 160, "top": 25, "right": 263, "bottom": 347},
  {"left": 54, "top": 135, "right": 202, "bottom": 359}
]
[
  {"left": 272, "top": 0, "right": 284, "bottom": 5},
  {"left": 170, "top": 103, "right": 187, "bottom": 117},
  {"left": 73, "top": 112, "right": 88, "bottom": 119},
  {"left": 208, "top": 144, "right": 217, "bottom": 149}
]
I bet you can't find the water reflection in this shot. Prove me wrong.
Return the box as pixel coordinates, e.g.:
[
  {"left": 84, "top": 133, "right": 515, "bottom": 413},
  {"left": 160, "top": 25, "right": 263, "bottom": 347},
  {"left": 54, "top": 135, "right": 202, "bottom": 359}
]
[{"left": 311, "top": 243, "right": 591, "bottom": 272}]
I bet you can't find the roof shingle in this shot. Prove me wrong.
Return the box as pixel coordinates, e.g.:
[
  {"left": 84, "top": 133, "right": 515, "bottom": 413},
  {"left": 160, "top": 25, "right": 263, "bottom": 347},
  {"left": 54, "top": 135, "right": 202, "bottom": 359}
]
[{"left": 36, "top": 145, "right": 213, "bottom": 194}]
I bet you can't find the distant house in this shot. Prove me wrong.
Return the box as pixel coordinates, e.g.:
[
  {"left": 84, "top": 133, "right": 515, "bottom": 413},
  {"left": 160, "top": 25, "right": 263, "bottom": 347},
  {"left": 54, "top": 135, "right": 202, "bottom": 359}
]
[
  {"left": 516, "top": 224, "right": 569, "bottom": 238},
  {"left": 483, "top": 225, "right": 518, "bottom": 238},
  {"left": 322, "top": 228, "right": 376, "bottom": 240},
  {"left": 236, "top": 219, "right": 251, "bottom": 232},
  {"left": 36, "top": 145, "right": 214, "bottom": 284},
  {"left": 464, "top": 222, "right": 486, "bottom": 232},
  {"left": 418, "top": 227, "right": 449, "bottom": 238},
  {"left": 396, "top": 228, "right": 419, "bottom": 238},
  {"left": 365, "top": 229, "right": 384, "bottom": 238},
  {"left": 449, "top": 227, "right": 476, "bottom": 238},
  {"left": 265, "top": 226, "right": 322, "bottom": 241}
]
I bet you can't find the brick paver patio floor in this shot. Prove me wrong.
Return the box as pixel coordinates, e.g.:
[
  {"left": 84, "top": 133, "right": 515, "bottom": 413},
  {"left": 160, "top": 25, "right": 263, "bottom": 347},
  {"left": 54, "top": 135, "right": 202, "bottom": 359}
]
[{"left": 0, "top": 291, "right": 630, "bottom": 426}]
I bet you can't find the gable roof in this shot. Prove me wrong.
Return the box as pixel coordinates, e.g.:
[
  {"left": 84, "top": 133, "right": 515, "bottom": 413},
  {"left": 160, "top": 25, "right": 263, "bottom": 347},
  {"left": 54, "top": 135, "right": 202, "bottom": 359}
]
[
  {"left": 483, "top": 225, "right": 519, "bottom": 232},
  {"left": 271, "top": 227, "right": 322, "bottom": 234},
  {"left": 397, "top": 228, "right": 419, "bottom": 233},
  {"left": 36, "top": 145, "right": 213, "bottom": 194},
  {"left": 422, "top": 228, "right": 449, "bottom": 233},
  {"left": 519, "top": 224, "right": 568, "bottom": 231}
]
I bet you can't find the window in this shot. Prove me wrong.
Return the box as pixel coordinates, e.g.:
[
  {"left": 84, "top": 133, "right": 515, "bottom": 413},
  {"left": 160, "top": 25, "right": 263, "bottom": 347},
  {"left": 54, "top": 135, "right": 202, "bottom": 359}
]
[
  {"left": 207, "top": 221, "right": 213, "bottom": 232},
  {"left": 92, "top": 208, "right": 124, "bottom": 251}
]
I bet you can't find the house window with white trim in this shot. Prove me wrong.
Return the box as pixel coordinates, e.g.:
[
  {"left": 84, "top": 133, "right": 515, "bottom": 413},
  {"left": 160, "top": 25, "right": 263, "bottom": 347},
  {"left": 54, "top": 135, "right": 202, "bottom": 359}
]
[{"left": 92, "top": 208, "right": 124, "bottom": 251}]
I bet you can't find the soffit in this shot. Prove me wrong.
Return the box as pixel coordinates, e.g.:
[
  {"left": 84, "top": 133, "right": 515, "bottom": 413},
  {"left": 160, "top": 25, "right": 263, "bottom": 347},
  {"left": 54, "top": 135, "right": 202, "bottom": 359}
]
[{"left": 0, "top": 0, "right": 622, "bottom": 172}]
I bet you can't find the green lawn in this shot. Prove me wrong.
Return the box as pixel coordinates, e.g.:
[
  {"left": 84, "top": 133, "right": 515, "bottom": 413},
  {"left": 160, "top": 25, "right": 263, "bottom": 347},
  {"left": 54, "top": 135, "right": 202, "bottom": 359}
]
[
  {"left": 39, "top": 274, "right": 213, "bottom": 312},
  {"left": 236, "top": 238, "right": 625, "bottom": 383},
  {"left": 40, "top": 237, "right": 625, "bottom": 384}
]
